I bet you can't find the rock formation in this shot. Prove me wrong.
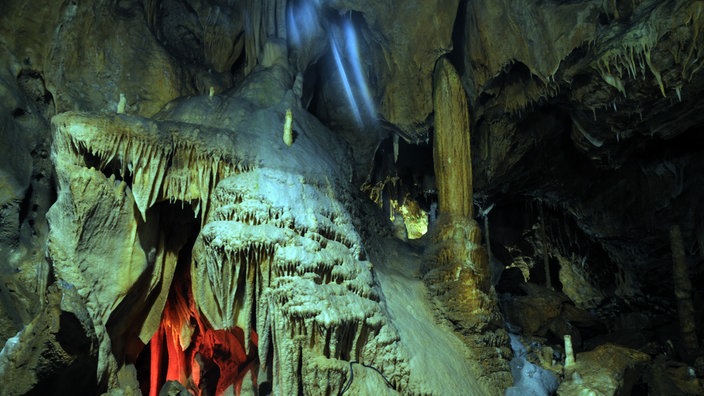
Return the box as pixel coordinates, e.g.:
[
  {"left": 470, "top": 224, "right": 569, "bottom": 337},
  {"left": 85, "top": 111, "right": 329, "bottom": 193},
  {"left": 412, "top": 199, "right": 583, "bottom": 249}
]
[{"left": 33, "top": 58, "right": 417, "bottom": 394}]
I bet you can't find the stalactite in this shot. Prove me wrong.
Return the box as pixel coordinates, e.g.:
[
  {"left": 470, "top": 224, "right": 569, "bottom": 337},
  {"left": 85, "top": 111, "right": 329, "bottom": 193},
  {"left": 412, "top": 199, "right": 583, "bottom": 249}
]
[
  {"left": 276, "top": 0, "right": 287, "bottom": 40},
  {"left": 670, "top": 224, "right": 699, "bottom": 360},
  {"left": 697, "top": 222, "right": 704, "bottom": 261},
  {"left": 144, "top": 0, "right": 159, "bottom": 31},
  {"left": 52, "top": 112, "right": 247, "bottom": 223},
  {"left": 478, "top": 202, "right": 495, "bottom": 271}
]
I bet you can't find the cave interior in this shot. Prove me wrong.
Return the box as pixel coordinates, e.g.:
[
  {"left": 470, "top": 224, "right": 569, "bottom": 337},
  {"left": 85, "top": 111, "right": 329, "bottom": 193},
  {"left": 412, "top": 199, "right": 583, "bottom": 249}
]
[{"left": 1, "top": 0, "right": 704, "bottom": 395}]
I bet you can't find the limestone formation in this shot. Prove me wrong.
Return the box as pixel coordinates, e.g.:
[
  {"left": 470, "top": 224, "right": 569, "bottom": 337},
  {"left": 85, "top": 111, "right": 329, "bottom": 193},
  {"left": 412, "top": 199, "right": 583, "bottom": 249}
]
[
  {"left": 425, "top": 56, "right": 509, "bottom": 389},
  {"left": 192, "top": 169, "right": 408, "bottom": 392},
  {"left": 283, "top": 108, "right": 294, "bottom": 146},
  {"left": 39, "top": 59, "right": 418, "bottom": 394},
  {"left": 432, "top": 57, "right": 474, "bottom": 219}
]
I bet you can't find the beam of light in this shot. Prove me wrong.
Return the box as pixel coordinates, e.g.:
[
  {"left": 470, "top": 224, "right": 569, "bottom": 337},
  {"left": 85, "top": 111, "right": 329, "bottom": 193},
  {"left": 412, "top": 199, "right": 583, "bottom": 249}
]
[
  {"left": 342, "top": 18, "right": 376, "bottom": 121},
  {"left": 330, "top": 31, "right": 364, "bottom": 127},
  {"left": 287, "top": 5, "right": 301, "bottom": 47},
  {"left": 287, "top": 1, "right": 376, "bottom": 128},
  {"left": 287, "top": 0, "right": 320, "bottom": 49}
]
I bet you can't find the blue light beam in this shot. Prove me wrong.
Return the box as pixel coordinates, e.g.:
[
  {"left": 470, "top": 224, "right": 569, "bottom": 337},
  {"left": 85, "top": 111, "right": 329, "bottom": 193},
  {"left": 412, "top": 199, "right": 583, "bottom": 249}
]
[
  {"left": 342, "top": 19, "right": 376, "bottom": 121},
  {"left": 330, "top": 33, "right": 364, "bottom": 127},
  {"left": 287, "top": 0, "right": 320, "bottom": 48}
]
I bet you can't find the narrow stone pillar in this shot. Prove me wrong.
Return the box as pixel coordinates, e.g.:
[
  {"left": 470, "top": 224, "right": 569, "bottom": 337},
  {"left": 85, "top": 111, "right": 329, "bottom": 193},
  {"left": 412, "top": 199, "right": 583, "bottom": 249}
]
[{"left": 433, "top": 57, "right": 473, "bottom": 219}]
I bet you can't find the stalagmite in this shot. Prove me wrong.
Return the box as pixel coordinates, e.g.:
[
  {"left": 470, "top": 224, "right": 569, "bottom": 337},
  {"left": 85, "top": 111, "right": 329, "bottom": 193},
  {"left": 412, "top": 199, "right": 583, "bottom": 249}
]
[
  {"left": 283, "top": 108, "right": 294, "bottom": 146},
  {"left": 564, "top": 334, "right": 576, "bottom": 369},
  {"left": 428, "top": 56, "right": 492, "bottom": 319},
  {"left": 117, "top": 93, "right": 127, "bottom": 114},
  {"left": 425, "top": 56, "right": 508, "bottom": 388},
  {"left": 433, "top": 57, "right": 473, "bottom": 219},
  {"left": 670, "top": 225, "right": 699, "bottom": 360}
]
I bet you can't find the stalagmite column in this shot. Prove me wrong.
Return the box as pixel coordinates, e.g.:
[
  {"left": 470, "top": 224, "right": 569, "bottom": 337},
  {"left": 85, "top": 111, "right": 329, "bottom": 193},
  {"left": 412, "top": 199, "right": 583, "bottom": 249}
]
[
  {"left": 425, "top": 57, "right": 509, "bottom": 388},
  {"left": 433, "top": 57, "right": 473, "bottom": 219},
  {"left": 426, "top": 57, "right": 496, "bottom": 331},
  {"left": 670, "top": 225, "right": 699, "bottom": 360}
]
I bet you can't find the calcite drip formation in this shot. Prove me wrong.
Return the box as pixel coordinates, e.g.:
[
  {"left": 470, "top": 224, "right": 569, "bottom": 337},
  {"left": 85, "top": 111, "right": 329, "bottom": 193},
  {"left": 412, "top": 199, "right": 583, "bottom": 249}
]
[
  {"left": 193, "top": 170, "right": 405, "bottom": 393},
  {"left": 46, "top": 67, "right": 409, "bottom": 394},
  {"left": 53, "top": 112, "right": 249, "bottom": 223}
]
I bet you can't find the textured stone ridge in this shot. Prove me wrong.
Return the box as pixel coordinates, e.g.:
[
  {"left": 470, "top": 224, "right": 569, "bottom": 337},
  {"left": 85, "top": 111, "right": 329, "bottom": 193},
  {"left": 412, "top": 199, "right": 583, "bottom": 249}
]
[
  {"left": 51, "top": 112, "right": 250, "bottom": 221},
  {"left": 193, "top": 168, "right": 409, "bottom": 394}
]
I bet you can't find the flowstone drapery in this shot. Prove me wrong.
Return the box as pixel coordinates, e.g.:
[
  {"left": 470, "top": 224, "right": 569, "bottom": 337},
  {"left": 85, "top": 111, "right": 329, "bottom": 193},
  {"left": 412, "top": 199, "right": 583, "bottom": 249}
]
[
  {"left": 44, "top": 62, "right": 410, "bottom": 394},
  {"left": 193, "top": 169, "right": 407, "bottom": 393}
]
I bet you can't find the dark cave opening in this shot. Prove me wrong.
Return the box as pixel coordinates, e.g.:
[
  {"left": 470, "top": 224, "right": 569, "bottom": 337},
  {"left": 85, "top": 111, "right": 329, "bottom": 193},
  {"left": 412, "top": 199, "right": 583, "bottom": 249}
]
[
  {"left": 81, "top": 149, "right": 135, "bottom": 187},
  {"left": 361, "top": 134, "right": 437, "bottom": 238},
  {"left": 17, "top": 184, "right": 33, "bottom": 231},
  {"left": 489, "top": 196, "right": 614, "bottom": 290},
  {"left": 368, "top": 135, "right": 436, "bottom": 210},
  {"left": 447, "top": 0, "right": 468, "bottom": 78}
]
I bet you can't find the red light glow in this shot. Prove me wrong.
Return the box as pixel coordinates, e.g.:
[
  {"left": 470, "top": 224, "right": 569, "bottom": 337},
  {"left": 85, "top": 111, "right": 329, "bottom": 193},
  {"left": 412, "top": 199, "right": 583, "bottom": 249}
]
[{"left": 147, "top": 271, "right": 257, "bottom": 396}]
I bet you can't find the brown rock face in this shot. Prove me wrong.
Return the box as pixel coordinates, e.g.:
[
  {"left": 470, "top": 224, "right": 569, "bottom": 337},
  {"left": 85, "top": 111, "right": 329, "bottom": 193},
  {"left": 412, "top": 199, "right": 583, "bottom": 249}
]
[
  {"left": 354, "top": 0, "right": 460, "bottom": 137},
  {"left": 2, "top": 0, "right": 704, "bottom": 394},
  {"left": 0, "top": 286, "right": 99, "bottom": 395}
]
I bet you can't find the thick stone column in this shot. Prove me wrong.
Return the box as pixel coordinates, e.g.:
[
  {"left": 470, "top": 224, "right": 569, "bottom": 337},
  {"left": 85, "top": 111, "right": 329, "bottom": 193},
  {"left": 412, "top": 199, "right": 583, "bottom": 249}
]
[
  {"left": 428, "top": 56, "right": 493, "bottom": 329},
  {"left": 425, "top": 57, "right": 511, "bottom": 391}
]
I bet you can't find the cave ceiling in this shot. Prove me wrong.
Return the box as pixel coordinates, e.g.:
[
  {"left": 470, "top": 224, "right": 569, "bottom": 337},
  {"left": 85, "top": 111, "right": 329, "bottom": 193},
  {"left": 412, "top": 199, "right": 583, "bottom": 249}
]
[{"left": 1, "top": 0, "right": 704, "bottom": 394}]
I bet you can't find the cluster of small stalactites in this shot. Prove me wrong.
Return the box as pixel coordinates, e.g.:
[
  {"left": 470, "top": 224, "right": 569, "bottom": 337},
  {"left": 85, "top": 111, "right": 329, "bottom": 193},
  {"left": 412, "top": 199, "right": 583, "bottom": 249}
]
[
  {"left": 208, "top": 171, "right": 364, "bottom": 254},
  {"left": 192, "top": 169, "right": 377, "bottom": 327},
  {"left": 52, "top": 112, "right": 253, "bottom": 222},
  {"left": 591, "top": 3, "right": 704, "bottom": 100},
  {"left": 190, "top": 168, "right": 401, "bottom": 392}
]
